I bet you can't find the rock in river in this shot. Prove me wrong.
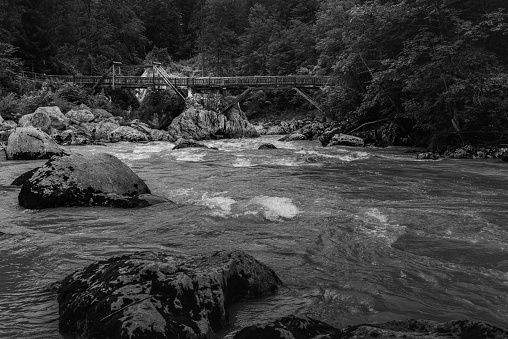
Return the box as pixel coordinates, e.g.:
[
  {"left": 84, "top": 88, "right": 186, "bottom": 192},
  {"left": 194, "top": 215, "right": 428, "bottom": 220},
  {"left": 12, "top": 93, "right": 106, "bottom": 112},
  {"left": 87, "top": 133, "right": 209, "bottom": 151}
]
[
  {"left": 57, "top": 250, "right": 282, "bottom": 339},
  {"left": 5, "top": 127, "right": 67, "bottom": 160},
  {"left": 231, "top": 315, "right": 508, "bottom": 339},
  {"left": 18, "top": 152, "right": 169, "bottom": 209}
]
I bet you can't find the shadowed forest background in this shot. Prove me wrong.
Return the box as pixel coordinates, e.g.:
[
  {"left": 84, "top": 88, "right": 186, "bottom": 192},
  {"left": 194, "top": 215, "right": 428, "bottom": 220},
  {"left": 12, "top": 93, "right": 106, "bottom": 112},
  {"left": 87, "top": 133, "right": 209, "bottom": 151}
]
[{"left": 1, "top": 0, "right": 508, "bottom": 149}]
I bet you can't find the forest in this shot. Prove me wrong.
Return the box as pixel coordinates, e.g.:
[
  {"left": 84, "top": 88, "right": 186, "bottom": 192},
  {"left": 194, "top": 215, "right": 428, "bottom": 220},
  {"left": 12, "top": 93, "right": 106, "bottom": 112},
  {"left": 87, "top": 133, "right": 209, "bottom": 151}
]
[{"left": 1, "top": 0, "right": 508, "bottom": 149}]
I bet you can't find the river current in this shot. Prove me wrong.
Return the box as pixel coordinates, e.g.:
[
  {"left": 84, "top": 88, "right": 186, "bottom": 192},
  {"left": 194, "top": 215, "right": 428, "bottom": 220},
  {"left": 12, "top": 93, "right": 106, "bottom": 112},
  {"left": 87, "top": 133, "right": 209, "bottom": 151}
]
[{"left": 1, "top": 135, "right": 507, "bottom": 338}]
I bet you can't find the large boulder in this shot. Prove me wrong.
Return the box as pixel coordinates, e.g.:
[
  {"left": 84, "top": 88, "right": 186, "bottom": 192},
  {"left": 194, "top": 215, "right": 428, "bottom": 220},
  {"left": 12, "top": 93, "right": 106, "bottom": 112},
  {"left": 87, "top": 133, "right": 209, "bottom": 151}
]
[
  {"left": 150, "top": 129, "right": 172, "bottom": 141},
  {"left": 65, "top": 108, "right": 95, "bottom": 125},
  {"left": 34, "top": 106, "right": 69, "bottom": 130},
  {"left": 5, "top": 127, "right": 67, "bottom": 160},
  {"left": 0, "top": 119, "right": 17, "bottom": 142},
  {"left": 18, "top": 111, "right": 52, "bottom": 133},
  {"left": 326, "top": 133, "right": 364, "bottom": 147},
  {"left": 18, "top": 152, "right": 169, "bottom": 209},
  {"left": 109, "top": 126, "right": 149, "bottom": 142},
  {"left": 168, "top": 106, "right": 259, "bottom": 141},
  {"left": 91, "top": 108, "right": 113, "bottom": 121},
  {"left": 57, "top": 250, "right": 282, "bottom": 339},
  {"left": 232, "top": 316, "right": 508, "bottom": 339},
  {"left": 266, "top": 125, "right": 286, "bottom": 135},
  {"left": 94, "top": 119, "right": 120, "bottom": 141}
]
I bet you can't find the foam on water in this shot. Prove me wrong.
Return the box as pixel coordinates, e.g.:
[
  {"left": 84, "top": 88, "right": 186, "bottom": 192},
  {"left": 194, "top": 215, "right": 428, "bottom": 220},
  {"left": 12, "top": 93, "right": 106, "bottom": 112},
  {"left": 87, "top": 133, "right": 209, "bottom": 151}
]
[
  {"left": 357, "top": 208, "right": 407, "bottom": 244},
  {"left": 246, "top": 196, "right": 300, "bottom": 221},
  {"left": 132, "top": 142, "right": 175, "bottom": 153},
  {"left": 199, "top": 193, "right": 237, "bottom": 217},
  {"left": 172, "top": 150, "right": 206, "bottom": 162},
  {"left": 296, "top": 150, "right": 370, "bottom": 162}
]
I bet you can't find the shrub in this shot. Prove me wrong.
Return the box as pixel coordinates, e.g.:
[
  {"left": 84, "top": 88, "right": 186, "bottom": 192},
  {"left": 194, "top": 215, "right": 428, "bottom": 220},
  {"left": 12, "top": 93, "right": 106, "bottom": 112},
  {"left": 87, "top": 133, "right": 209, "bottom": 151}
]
[{"left": 0, "top": 93, "right": 21, "bottom": 120}]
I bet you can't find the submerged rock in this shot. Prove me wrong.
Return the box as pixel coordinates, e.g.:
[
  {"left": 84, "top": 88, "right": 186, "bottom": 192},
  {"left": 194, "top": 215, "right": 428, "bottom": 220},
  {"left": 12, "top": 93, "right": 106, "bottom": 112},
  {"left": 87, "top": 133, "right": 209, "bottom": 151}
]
[
  {"left": 57, "top": 250, "right": 282, "bottom": 339},
  {"left": 232, "top": 316, "right": 508, "bottom": 339},
  {"left": 258, "top": 143, "right": 277, "bottom": 150},
  {"left": 5, "top": 127, "right": 67, "bottom": 160},
  {"left": 18, "top": 152, "right": 169, "bottom": 209}
]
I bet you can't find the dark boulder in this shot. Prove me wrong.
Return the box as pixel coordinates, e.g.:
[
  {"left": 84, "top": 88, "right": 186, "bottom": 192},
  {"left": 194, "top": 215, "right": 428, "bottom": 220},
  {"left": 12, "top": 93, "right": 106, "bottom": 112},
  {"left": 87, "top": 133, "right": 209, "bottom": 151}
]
[
  {"left": 344, "top": 319, "right": 508, "bottom": 339},
  {"left": 57, "top": 250, "right": 282, "bottom": 339},
  {"left": 258, "top": 143, "right": 277, "bottom": 150},
  {"left": 232, "top": 316, "right": 508, "bottom": 339},
  {"left": 232, "top": 315, "right": 341, "bottom": 339},
  {"left": 11, "top": 167, "right": 39, "bottom": 186},
  {"left": 5, "top": 127, "right": 67, "bottom": 160},
  {"left": 501, "top": 150, "right": 508, "bottom": 162},
  {"left": 18, "top": 152, "right": 169, "bottom": 209}
]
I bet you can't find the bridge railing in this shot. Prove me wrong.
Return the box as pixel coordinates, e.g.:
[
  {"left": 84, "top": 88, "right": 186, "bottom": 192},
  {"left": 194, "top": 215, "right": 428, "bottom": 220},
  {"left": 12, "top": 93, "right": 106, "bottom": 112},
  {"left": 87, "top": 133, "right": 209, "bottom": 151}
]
[{"left": 16, "top": 72, "right": 336, "bottom": 88}]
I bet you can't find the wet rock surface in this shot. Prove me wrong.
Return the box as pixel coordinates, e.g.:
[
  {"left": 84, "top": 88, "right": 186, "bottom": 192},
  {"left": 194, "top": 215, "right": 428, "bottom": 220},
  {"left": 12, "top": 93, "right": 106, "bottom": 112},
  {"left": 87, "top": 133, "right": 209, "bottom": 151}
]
[
  {"left": 5, "top": 127, "right": 67, "bottom": 160},
  {"left": 258, "top": 143, "right": 277, "bottom": 150},
  {"left": 57, "top": 250, "right": 282, "bottom": 339},
  {"left": 172, "top": 138, "right": 217, "bottom": 150},
  {"left": 18, "top": 152, "right": 169, "bottom": 209},
  {"left": 230, "top": 316, "right": 508, "bottom": 339}
]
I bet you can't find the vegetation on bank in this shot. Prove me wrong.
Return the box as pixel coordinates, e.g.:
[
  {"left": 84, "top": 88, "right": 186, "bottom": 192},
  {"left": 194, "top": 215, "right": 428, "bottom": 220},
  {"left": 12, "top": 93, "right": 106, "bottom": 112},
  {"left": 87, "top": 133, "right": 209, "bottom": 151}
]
[{"left": 1, "top": 0, "right": 508, "bottom": 150}]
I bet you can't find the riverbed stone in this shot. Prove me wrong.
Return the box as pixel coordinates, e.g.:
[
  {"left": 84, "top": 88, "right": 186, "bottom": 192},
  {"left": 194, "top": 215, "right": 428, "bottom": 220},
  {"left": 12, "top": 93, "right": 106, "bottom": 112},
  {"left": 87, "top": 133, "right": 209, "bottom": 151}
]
[
  {"left": 231, "top": 316, "right": 508, "bottom": 339},
  {"left": 35, "top": 106, "right": 69, "bottom": 130},
  {"left": 258, "top": 143, "right": 277, "bottom": 149},
  {"left": 91, "top": 108, "right": 113, "bottom": 121},
  {"left": 57, "top": 250, "right": 282, "bottom": 339},
  {"left": 327, "top": 133, "right": 364, "bottom": 147},
  {"left": 65, "top": 108, "right": 95, "bottom": 124},
  {"left": 94, "top": 119, "right": 120, "bottom": 141},
  {"left": 109, "top": 126, "right": 149, "bottom": 142},
  {"left": 172, "top": 138, "right": 216, "bottom": 150},
  {"left": 18, "top": 111, "right": 52, "bottom": 133},
  {"left": 18, "top": 152, "right": 169, "bottom": 209},
  {"left": 5, "top": 127, "right": 67, "bottom": 160}
]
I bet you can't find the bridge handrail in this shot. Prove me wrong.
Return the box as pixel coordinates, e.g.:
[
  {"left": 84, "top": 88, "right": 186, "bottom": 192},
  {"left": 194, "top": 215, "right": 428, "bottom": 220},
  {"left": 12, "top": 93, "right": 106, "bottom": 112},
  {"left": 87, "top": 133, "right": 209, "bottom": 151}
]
[{"left": 16, "top": 72, "right": 337, "bottom": 88}]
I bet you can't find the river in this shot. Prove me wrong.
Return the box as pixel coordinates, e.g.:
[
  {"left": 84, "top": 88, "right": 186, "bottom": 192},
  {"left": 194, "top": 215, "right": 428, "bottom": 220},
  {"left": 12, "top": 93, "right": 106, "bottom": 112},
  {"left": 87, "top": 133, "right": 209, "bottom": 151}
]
[{"left": 1, "top": 135, "right": 507, "bottom": 338}]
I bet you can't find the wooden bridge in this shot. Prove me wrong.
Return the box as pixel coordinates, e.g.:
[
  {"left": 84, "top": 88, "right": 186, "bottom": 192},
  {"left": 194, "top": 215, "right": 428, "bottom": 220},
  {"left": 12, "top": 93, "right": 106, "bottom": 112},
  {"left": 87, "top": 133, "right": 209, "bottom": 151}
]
[
  {"left": 18, "top": 63, "right": 334, "bottom": 112},
  {"left": 18, "top": 62, "right": 334, "bottom": 89}
]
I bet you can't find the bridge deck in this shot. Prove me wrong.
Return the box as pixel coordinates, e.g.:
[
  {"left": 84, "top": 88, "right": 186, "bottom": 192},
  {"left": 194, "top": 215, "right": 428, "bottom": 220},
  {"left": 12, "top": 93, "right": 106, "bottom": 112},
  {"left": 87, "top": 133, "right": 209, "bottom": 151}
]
[{"left": 18, "top": 73, "right": 335, "bottom": 89}]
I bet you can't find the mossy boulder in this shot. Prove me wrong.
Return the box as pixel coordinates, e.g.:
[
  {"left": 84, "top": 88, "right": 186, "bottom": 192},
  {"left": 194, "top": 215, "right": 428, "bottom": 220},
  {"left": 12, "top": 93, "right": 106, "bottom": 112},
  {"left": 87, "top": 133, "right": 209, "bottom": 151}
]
[{"left": 57, "top": 250, "right": 282, "bottom": 339}]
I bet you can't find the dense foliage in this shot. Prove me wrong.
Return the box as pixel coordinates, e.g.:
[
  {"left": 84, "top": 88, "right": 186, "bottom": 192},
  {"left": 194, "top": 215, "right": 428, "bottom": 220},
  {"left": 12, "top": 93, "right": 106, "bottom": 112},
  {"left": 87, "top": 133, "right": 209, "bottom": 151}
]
[{"left": 0, "top": 0, "right": 507, "bottom": 148}]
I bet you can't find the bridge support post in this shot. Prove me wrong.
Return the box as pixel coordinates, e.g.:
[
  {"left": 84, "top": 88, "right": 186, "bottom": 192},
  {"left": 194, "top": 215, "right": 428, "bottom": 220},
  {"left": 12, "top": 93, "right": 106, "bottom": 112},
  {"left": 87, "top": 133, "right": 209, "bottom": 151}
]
[
  {"left": 112, "top": 61, "right": 122, "bottom": 90},
  {"left": 294, "top": 87, "right": 323, "bottom": 114}
]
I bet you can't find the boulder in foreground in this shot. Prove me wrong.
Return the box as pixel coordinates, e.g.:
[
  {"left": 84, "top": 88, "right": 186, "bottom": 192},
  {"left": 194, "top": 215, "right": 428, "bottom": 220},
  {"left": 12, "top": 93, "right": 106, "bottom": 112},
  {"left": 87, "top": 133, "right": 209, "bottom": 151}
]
[
  {"left": 18, "top": 152, "right": 169, "bottom": 209},
  {"left": 57, "top": 250, "right": 282, "bottom": 339},
  {"left": 232, "top": 315, "right": 508, "bottom": 339},
  {"left": 5, "top": 127, "right": 67, "bottom": 160}
]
